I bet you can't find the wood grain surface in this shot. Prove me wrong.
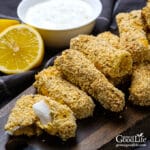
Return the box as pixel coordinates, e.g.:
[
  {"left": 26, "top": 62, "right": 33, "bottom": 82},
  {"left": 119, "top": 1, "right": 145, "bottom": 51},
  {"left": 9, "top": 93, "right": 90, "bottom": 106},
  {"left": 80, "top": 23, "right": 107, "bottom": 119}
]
[{"left": 0, "top": 86, "right": 150, "bottom": 150}]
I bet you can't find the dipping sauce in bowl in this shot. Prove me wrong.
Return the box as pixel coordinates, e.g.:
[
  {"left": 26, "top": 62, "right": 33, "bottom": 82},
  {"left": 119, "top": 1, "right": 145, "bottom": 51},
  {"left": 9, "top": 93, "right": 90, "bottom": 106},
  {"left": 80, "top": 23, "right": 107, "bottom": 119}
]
[
  {"left": 17, "top": 0, "right": 102, "bottom": 48},
  {"left": 25, "top": 0, "right": 93, "bottom": 30}
]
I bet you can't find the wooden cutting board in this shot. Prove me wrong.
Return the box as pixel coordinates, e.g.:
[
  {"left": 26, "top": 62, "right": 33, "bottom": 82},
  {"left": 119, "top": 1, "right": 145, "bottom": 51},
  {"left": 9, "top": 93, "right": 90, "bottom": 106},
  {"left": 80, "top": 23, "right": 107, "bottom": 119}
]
[{"left": 0, "top": 86, "right": 150, "bottom": 150}]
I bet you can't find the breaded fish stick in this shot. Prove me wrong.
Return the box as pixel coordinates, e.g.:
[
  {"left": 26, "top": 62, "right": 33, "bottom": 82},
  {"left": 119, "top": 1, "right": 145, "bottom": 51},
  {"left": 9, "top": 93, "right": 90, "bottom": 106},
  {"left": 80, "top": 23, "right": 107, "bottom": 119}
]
[
  {"left": 70, "top": 35, "right": 132, "bottom": 78},
  {"left": 97, "top": 32, "right": 132, "bottom": 86},
  {"left": 116, "top": 10, "right": 150, "bottom": 62},
  {"left": 97, "top": 31, "right": 120, "bottom": 49},
  {"left": 34, "top": 66, "right": 95, "bottom": 119},
  {"left": 5, "top": 95, "right": 77, "bottom": 140},
  {"left": 129, "top": 63, "right": 150, "bottom": 106},
  {"left": 55, "top": 49, "right": 125, "bottom": 112}
]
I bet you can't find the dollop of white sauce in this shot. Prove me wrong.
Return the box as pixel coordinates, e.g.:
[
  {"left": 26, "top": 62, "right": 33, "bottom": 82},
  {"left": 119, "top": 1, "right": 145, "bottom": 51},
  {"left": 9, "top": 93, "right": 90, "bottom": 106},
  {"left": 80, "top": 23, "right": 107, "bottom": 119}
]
[{"left": 24, "top": 0, "right": 93, "bottom": 29}]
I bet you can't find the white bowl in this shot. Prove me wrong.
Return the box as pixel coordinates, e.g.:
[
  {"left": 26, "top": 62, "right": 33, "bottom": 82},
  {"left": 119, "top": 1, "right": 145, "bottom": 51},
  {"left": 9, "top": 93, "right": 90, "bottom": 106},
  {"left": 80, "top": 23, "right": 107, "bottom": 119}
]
[{"left": 17, "top": 0, "right": 102, "bottom": 48}]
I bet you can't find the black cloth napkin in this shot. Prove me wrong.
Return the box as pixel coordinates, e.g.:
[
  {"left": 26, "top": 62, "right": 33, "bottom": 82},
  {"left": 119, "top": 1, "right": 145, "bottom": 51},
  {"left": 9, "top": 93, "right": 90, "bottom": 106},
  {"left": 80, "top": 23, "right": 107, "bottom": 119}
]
[{"left": 0, "top": 0, "right": 146, "bottom": 104}]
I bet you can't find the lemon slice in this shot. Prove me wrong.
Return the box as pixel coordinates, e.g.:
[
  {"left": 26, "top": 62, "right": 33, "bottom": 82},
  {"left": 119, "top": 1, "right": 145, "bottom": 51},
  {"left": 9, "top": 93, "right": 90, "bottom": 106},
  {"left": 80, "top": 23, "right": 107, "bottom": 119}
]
[
  {"left": 0, "top": 19, "right": 20, "bottom": 32},
  {"left": 0, "top": 24, "right": 44, "bottom": 74}
]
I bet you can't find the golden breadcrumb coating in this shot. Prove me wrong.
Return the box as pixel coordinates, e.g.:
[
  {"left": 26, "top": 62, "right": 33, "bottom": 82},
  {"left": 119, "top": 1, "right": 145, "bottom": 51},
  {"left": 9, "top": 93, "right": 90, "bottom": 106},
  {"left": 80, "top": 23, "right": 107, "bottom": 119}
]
[
  {"left": 96, "top": 31, "right": 132, "bottom": 86},
  {"left": 5, "top": 95, "right": 77, "bottom": 140},
  {"left": 97, "top": 31, "right": 120, "bottom": 49},
  {"left": 129, "top": 63, "right": 150, "bottom": 106},
  {"left": 142, "top": 2, "right": 150, "bottom": 61},
  {"left": 32, "top": 95, "right": 77, "bottom": 140},
  {"left": 4, "top": 95, "right": 42, "bottom": 136},
  {"left": 70, "top": 35, "right": 132, "bottom": 78},
  {"left": 116, "top": 10, "right": 150, "bottom": 62},
  {"left": 55, "top": 49, "right": 125, "bottom": 112},
  {"left": 34, "top": 66, "right": 95, "bottom": 119},
  {"left": 142, "top": 1, "right": 150, "bottom": 30}
]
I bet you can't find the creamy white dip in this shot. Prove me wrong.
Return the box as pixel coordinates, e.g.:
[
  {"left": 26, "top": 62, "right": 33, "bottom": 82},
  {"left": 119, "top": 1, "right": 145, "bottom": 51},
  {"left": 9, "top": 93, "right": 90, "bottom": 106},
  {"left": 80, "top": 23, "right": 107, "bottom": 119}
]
[{"left": 24, "top": 0, "right": 93, "bottom": 29}]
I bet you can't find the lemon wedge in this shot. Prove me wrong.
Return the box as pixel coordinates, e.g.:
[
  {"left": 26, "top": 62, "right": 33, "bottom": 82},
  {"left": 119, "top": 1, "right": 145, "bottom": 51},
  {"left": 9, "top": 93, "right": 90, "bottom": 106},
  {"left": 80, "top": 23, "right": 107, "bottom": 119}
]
[
  {"left": 0, "top": 24, "right": 44, "bottom": 74},
  {"left": 0, "top": 19, "right": 20, "bottom": 32}
]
